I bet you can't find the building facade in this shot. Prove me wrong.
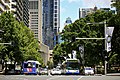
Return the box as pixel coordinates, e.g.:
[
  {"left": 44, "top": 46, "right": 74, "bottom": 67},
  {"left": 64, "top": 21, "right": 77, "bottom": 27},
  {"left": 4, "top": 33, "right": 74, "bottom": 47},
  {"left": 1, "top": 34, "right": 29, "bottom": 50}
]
[
  {"left": 43, "top": 0, "right": 60, "bottom": 50},
  {"left": 23, "top": 0, "right": 29, "bottom": 27},
  {"left": 79, "top": 6, "right": 97, "bottom": 18},
  {"left": 29, "top": 0, "right": 50, "bottom": 65},
  {"left": 29, "top": 0, "right": 42, "bottom": 41},
  {"left": 0, "top": 0, "right": 29, "bottom": 27},
  {"left": 64, "top": 17, "right": 72, "bottom": 26}
]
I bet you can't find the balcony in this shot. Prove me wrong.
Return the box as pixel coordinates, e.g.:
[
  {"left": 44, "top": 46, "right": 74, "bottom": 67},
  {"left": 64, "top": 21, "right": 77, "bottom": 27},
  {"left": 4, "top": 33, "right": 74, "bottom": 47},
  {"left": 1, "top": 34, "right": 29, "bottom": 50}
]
[
  {"left": 0, "top": 3, "right": 5, "bottom": 11},
  {"left": 11, "top": 1, "right": 16, "bottom": 6},
  {"left": 11, "top": 8, "right": 16, "bottom": 12},
  {"left": 4, "top": 0, "right": 10, "bottom": 3}
]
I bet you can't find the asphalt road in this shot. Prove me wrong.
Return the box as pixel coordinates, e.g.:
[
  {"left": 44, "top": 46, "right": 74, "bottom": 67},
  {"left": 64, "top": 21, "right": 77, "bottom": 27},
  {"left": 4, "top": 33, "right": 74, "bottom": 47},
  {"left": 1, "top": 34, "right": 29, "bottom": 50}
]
[{"left": 0, "top": 75, "right": 120, "bottom": 80}]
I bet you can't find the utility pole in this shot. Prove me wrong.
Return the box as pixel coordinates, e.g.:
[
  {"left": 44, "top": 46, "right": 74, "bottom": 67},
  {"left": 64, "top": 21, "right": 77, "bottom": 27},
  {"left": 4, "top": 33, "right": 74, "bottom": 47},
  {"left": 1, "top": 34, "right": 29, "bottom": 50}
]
[{"left": 104, "top": 20, "right": 107, "bottom": 75}]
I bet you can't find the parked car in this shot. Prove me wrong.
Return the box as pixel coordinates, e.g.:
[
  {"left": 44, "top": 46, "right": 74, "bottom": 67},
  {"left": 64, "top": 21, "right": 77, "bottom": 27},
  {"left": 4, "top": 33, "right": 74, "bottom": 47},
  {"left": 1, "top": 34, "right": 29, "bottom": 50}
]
[
  {"left": 40, "top": 68, "right": 48, "bottom": 75},
  {"left": 5, "top": 69, "right": 21, "bottom": 75},
  {"left": 50, "top": 68, "right": 62, "bottom": 75},
  {"left": 84, "top": 67, "right": 94, "bottom": 75}
]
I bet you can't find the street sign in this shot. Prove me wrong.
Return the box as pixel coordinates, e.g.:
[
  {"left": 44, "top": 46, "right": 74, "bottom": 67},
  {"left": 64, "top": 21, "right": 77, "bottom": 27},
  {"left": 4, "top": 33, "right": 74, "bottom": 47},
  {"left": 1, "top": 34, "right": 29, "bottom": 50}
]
[
  {"left": 105, "top": 27, "right": 114, "bottom": 52},
  {"left": 72, "top": 50, "right": 76, "bottom": 59}
]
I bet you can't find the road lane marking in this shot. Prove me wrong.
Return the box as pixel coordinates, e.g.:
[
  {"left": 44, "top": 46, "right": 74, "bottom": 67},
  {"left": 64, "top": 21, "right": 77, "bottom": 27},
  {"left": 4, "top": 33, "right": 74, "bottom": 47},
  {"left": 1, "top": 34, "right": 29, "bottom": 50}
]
[
  {"left": 47, "top": 76, "right": 62, "bottom": 80},
  {"left": 77, "top": 76, "right": 83, "bottom": 80}
]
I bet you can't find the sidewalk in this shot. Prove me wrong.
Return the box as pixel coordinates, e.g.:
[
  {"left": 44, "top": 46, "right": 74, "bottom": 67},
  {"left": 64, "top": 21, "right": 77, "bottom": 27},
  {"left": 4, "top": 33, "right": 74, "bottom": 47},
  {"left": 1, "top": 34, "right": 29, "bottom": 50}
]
[
  {"left": 106, "top": 73, "right": 120, "bottom": 76},
  {"left": 0, "top": 71, "right": 4, "bottom": 75}
]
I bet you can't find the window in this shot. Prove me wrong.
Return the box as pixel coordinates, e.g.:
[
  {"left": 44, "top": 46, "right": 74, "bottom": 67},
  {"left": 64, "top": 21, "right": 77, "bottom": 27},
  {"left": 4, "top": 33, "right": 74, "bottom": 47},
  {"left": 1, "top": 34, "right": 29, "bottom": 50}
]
[
  {"left": 54, "top": 23, "right": 57, "bottom": 26},
  {"left": 54, "top": 10, "right": 57, "bottom": 13},
  {"left": 29, "top": 1, "right": 38, "bottom": 9},
  {"left": 11, "top": 4, "right": 16, "bottom": 8},
  {"left": 54, "top": 2, "right": 57, "bottom": 5},
  {"left": 12, "top": 0, "right": 16, "bottom": 2},
  {"left": 54, "top": 18, "right": 57, "bottom": 21},
  {"left": 54, "top": 14, "right": 57, "bottom": 17},
  {"left": 55, "top": 6, "right": 57, "bottom": 9},
  {"left": 30, "top": 12, "right": 38, "bottom": 14}
]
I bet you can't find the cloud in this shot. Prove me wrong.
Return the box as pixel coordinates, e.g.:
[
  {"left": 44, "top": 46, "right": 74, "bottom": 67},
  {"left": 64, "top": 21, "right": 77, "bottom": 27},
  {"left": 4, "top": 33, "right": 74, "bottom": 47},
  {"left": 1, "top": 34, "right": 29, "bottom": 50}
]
[
  {"left": 68, "top": 0, "right": 80, "bottom": 3},
  {"left": 60, "top": 7, "right": 66, "bottom": 14},
  {"left": 60, "top": 0, "right": 65, "bottom": 2},
  {"left": 82, "top": 0, "right": 111, "bottom": 8}
]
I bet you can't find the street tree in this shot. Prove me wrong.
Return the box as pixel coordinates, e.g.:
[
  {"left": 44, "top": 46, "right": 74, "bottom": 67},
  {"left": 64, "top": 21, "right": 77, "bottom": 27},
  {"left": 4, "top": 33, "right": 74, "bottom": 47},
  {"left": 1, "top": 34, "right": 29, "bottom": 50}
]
[
  {"left": 53, "top": 10, "right": 114, "bottom": 66},
  {"left": 0, "top": 12, "right": 42, "bottom": 64}
]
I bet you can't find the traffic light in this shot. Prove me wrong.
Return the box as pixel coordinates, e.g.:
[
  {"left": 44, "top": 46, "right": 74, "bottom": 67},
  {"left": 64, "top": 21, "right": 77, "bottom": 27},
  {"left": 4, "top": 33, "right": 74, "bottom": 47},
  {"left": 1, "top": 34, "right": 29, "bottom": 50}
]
[{"left": 71, "top": 36, "right": 76, "bottom": 42}]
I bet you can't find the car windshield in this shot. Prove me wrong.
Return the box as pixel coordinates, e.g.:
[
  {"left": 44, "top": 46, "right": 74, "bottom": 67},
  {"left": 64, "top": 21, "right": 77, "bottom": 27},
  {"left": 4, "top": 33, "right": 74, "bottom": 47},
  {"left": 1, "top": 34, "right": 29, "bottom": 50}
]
[
  {"left": 41, "top": 68, "right": 47, "bottom": 71},
  {"left": 66, "top": 62, "right": 79, "bottom": 70}
]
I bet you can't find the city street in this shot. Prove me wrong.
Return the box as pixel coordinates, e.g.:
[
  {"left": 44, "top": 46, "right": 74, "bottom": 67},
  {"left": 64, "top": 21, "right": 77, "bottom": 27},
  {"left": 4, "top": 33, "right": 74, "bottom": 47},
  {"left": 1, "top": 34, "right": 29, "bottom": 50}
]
[{"left": 0, "top": 75, "right": 120, "bottom": 80}]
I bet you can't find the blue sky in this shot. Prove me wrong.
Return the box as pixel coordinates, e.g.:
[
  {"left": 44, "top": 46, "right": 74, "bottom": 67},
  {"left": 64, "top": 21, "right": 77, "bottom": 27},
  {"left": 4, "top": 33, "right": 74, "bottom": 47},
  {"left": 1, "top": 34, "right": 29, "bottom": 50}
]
[{"left": 60, "top": 0, "right": 112, "bottom": 32}]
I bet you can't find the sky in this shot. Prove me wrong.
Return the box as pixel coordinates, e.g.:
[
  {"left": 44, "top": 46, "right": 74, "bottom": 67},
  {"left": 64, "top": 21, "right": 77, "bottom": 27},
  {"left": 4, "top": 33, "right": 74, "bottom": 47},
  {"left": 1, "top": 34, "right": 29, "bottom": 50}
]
[{"left": 60, "top": 0, "right": 112, "bottom": 32}]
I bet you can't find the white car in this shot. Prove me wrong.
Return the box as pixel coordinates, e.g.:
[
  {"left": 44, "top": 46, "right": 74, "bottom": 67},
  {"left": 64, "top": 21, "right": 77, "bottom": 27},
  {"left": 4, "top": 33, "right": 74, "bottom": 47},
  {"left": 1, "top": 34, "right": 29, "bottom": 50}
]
[
  {"left": 40, "top": 68, "right": 48, "bottom": 75},
  {"left": 84, "top": 67, "right": 94, "bottom": 75},
  {"left": 50, "top": 68, "right": 62, "bottom": 75}
]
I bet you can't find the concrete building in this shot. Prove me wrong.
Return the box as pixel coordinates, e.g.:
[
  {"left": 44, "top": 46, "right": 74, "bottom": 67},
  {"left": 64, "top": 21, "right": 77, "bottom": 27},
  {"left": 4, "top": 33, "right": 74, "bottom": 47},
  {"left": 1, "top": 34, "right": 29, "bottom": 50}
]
[
  {"left": 100, "top": 8, "right": 115, "bottom": 14},
  {"left": 28, "top": 0, "right": 50, "bottom": 65},
  {"left": 29, "top": 0, "right": 42, "bottom": 41},
  {"left": 79, "top": 6, "right": 115, "bottom": 19},
  {"left": 79, "top": 6, "right": 97, "bottom": 18},
  {"left": 0, "top": 0, "right": 29, "bottom": 27},
  {"left": 23, "top": 0, "right": 29, "bottom": 27},
  {"left": 43, "top": 0, "right": 60, "bottom": 50}
]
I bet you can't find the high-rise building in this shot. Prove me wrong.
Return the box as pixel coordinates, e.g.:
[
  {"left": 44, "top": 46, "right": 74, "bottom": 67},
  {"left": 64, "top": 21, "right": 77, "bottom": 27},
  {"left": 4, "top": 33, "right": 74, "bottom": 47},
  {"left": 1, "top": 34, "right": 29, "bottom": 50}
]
[
  {"left": 64, "top": 17, "right": 72, "bottom": 26},
  {"left": 0, "top": 0, "right": 29, "bottom": 27},
  {"left": 79, "top": 6, "right": 97, "bottom": 18},
  {"left": 0, "top": 0, "right": 11, "bottom": 14},
  {"left": 43, "top": 0, "right": 60, "bottom": 50},
  {"left": 28, "top": 0, "right": 50, "bottom": 65},
  {"left": 29, "top": 0, "right": 42, "bottom": 41},
  {"left": 23, "top": 0, "right": 29, "bottom": 27}
]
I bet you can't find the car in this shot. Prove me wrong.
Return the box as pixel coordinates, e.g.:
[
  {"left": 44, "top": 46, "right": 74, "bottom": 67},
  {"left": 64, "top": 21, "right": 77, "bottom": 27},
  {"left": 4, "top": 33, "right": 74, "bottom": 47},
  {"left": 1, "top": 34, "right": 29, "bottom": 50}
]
[
  {"left": 84, "top": 67, "right": 94, "bottom": 75},
  {"left": 5, "top": 69, "right": 21, "bottom": 75},
  {"left": 50, "top": 68, "right": 62, "bottom": 75},
  {"left": 40, "top": 68, "right": 48, "bottom": 75}
]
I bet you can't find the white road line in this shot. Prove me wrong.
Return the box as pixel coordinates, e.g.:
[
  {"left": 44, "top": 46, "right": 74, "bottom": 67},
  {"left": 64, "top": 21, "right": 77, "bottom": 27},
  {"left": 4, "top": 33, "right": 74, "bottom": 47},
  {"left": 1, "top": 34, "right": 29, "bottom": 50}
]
[
  {"left": 47, "top": 76, "right": 61, "bottom": 80},
  {"left": 77, "top": 76, "right": 83, "bottom": 80}
]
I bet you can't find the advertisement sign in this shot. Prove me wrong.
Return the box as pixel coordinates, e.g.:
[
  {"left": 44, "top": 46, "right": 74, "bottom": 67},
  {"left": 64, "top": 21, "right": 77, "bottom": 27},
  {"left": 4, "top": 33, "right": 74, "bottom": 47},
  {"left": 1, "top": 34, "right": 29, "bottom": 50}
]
[{"left": 106, "top": 27, "right": 114, "bottom": 52}]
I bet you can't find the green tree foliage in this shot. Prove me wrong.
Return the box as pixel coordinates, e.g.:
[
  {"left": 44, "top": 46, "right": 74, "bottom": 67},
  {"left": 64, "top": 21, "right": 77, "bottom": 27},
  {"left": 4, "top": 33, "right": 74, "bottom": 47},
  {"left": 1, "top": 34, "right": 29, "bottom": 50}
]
[
  {"left": 111, "top": 0, "right": 120, "bottom": 14},
  {"left": 53, "top": 10, "right": 114, "bottom": 66},
  {"left": 0, "top": 12, "right": 42, "bottom": 63}
]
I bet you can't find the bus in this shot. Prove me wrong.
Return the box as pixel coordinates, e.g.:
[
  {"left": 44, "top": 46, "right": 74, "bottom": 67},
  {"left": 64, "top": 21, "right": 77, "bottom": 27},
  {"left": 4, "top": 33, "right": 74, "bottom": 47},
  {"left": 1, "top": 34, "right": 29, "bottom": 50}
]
[
  {"left": 22, "top": 60, "right": 41, "bottom": 75},
  {"left": 61, "top": 59, "right": 80, "bottom": 75}
]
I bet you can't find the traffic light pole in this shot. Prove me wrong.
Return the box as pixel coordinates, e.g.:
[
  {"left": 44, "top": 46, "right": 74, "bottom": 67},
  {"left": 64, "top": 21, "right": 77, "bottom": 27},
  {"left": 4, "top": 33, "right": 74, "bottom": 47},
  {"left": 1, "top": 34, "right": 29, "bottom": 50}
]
[
  {"left": 104, "top": 20, "right": 107, "bottom": 75},
  {"left": 76, "top": 20, "right": 108, "bottom": 75}
]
